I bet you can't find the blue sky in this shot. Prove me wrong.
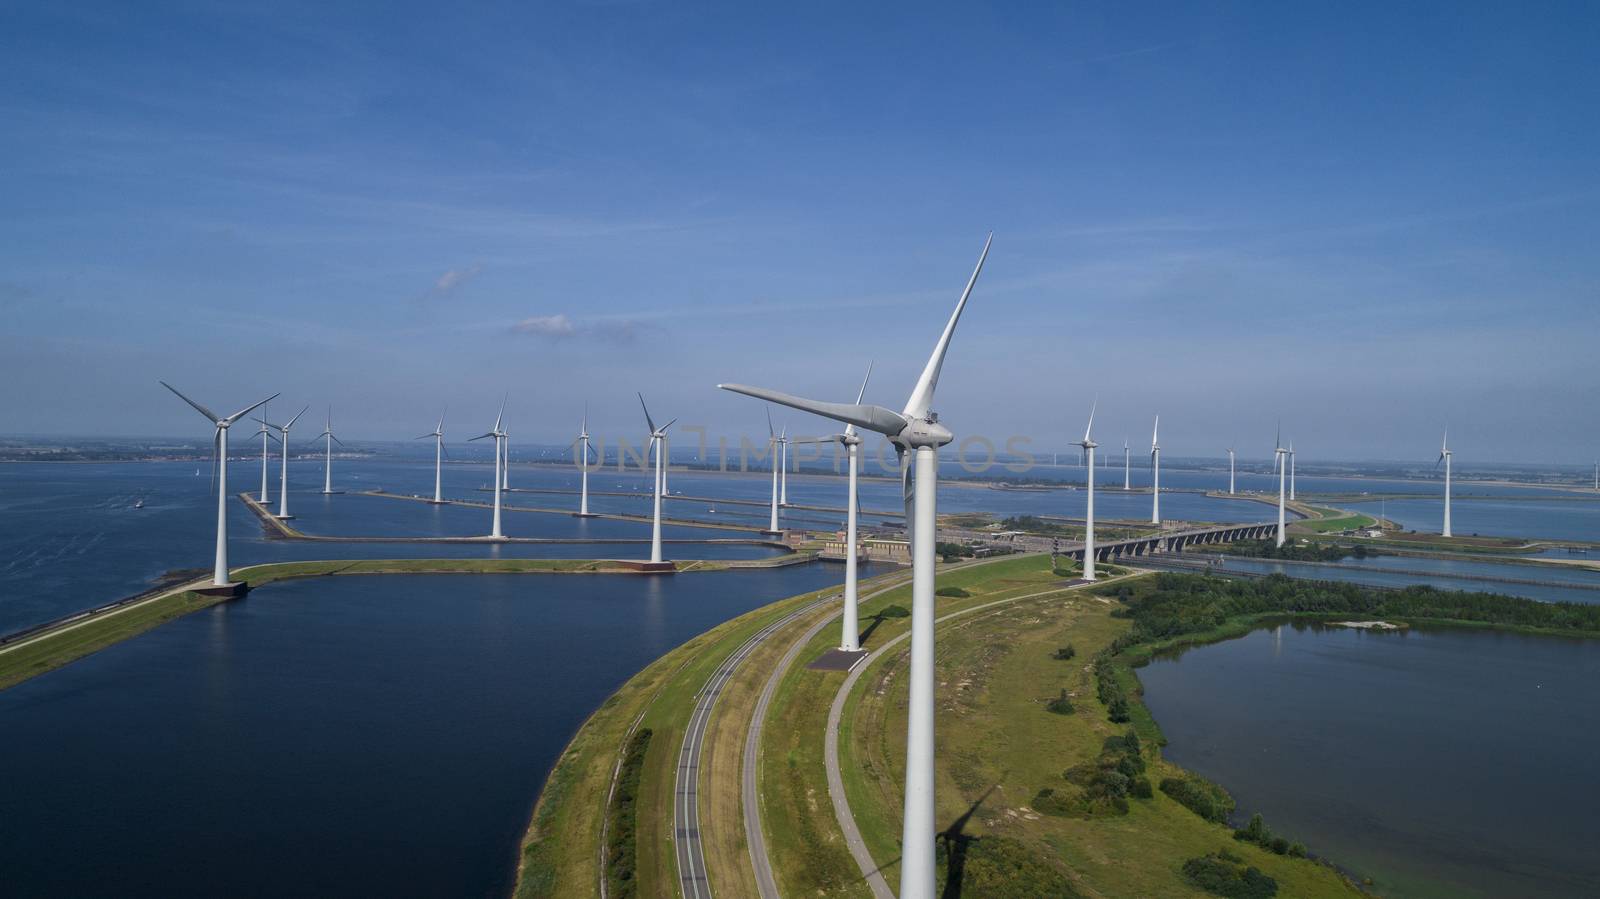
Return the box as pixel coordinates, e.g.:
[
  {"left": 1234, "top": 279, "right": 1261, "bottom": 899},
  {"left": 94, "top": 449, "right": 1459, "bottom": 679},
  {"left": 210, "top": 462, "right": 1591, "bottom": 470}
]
[{"left": 2, "top": 2, "right": 1596, "bottom": 463}]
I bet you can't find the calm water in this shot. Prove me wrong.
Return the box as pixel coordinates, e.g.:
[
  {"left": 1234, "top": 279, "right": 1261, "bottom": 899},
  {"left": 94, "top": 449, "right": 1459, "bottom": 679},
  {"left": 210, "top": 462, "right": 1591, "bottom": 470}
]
[
  {"left": 1209, "top": 556, "right": 1600, "bottom": 605},
  {"left": 0, "top": 567, "right": 878, "bottom": 898},
  {"left": 1347, "top": 497, "right": 1600, "bottom": 543},
  {"left": 1141, "top": 624, "right": 1600, "bottom": 898}
]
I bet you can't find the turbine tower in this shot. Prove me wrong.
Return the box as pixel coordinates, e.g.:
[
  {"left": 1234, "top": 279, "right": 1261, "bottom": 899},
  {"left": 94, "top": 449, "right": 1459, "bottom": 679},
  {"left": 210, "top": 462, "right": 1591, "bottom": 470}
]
[
  {"left": 1123, "top": 438, "right": 1130, "bottom": 490},
  {"left": 1078, "top": 400, "right": 1098, "bottom": 582},
  {"left": 1438, "top": 429, "right": 1453, "bottom": 538},
  {"left": 1288, "top": 441, "right": 1296, "bottom": 500},
  {"left": 259, "top": 405, "right": 308, "bottom": 520},
  {"left": 778, "top": 425, "right": 790, "bottom": 506},
  {"left": 1274, "top": 424, "right": 1288, "bottom": 548},
  {"left": 1150, "top": 416, "right": 1161, "bottom": 525},
  {"left": 763, "top": 407, "right": 782, "bottom": 534},
  {"left": 791, "top": 365, "right": 875, "bottom": 651},
  {"left": 720, "top": 232, "right": 991, "bottom": 899},
  {"left": 501, "top": 431, "right": 511, "bottom": 492},
  {"left": 570, "top": 407, "right": 598, "bottom": 517},
  {"left": 469, "top": 397, "right": 507, "bottom": 539},
  {"left": 160, "top": 382, "right": 277, "bottom": 588},
  {"left": 1227, "top": 444, "right": 1236, "bottom": 495},
  {"left": 255, "top": 414, "right": 275, "bottom": 503},
  {"left": 415, "top": 407, "right": 446, "bottom": 504},
  {"left": 639, "top": 394, "right": 676, "bottom": 564},
  {"left": 318, "top": 406, "right": 345, "bottom": 495}
]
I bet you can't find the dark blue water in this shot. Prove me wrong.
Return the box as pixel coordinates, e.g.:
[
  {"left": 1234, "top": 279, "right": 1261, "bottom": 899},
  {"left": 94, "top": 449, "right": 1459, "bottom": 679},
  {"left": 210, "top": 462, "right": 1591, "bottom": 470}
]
[
  {"left": 1140, "top": 623, "right": 1600, "bottom": 898},
  {"left": 1208, "top": 556, "right": 1600, "bottom": 605},
  {"left": 0, "top": 567, "right": 878, "bottom": 898},
  {"left": 1346, "top": 497, "right": 1600, "bottom": 543}
]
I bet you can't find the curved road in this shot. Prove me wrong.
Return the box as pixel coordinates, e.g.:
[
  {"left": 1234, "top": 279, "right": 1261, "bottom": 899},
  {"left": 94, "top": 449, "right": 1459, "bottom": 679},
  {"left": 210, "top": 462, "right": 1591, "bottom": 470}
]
[{"left": 673, "top": 588, "right": 857, "bottom": 898}]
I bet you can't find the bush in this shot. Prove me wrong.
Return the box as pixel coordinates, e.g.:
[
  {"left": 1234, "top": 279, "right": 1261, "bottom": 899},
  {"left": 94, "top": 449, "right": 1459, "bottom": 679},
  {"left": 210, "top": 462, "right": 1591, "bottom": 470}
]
[
  {"left": 1045, "top": 690, "right": 1075, "bottom": 715},
  {"left": 877, "top": 604, "right": 910, "bottom": 619},
  {"left": 1132, "top": 777, "right": 1154, "bottom": 799},
  {"left": 1288, "top": 842, "right": 1307, "bottom": 858},
  {"left": 1160, "top": 776, "right": 1236, "bottom": 823},
  {"left": 1107, "top": 697, "right": 1131, "bottom": 723},
  {"left": 603, "top": 727, "right": 653, "bottom": 898},
  {"left": 937, "top": 586, "right": 971, "bottom": 598},
  {"left": 1181, "top": 850, "right": 1279, "bottom": 898},
  {"left": 1051, "top": 644, "right": 1077, "bottom": 660},
  {"left": 937, "top": 834, "right": 1083, "bottom": 898}
]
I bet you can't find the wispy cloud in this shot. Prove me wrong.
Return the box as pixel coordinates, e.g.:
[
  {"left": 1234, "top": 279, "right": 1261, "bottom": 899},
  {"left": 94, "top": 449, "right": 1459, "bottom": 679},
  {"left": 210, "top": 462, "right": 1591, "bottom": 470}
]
[
  {"left": 419, "top": 263, "right": 483, "bottom": 303},
  {"left": 510, "top": 313, "right": 648, "bottom": 343}
]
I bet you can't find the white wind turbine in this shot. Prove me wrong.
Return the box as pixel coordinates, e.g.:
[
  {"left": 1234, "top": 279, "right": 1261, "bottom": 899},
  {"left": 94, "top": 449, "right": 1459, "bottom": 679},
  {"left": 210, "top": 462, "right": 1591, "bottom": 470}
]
[
  {"left": 160, "top": 382, "right": 278, "bottom": 588},
  {"left": 720, "top": 232, "right": 991, "bottom": 899},
  {"left": 1078, "top": 400, "right": 1099, "bottom": 582},
  {"left": 469, "top": 397, "right": 507, "bottom": 539},
  {"left": 318, "top": 406, "right": 345, "bottom": 495},
  {"left": 763, "top": 407, "right": 783, "bottom": 534},
  {"left": 1227, "top": 444, "right": 1236, "bottom": 495},
  {"left": 1123, "top": 437, "right": 1130, "bottom": 490},
  {"left": 778, "top": 424, "right": 790, "bottom": 506},
  {"left": 787, "top": 364, "right": 874, "bottom": 651},
  {"left": 255, "top": 413, "right": 276, "bottom": 503},
  {"left": 258, "top": 405, "right": 309, "bottom": 520},
  {"left": 570, "top": 407, "right": 598, "bottom": 517},
  {"left": 1149, "top": 416, "right": 1161, "bottom": 525},
  {"left": 1289, "top": 441, "right": 1296, "bottom": 500},
  {"left": 415, "top": 407, "right": 447, "bottom": 504},
  {"left": 501, "top": 430, "right": 512, "bottom": 492},
  {"left": 1274, "top": 423, "right": 1288, "bottom": 547},
  {"left": 1438, "top": 428, "right": 1453, "bottom": 538},
  {"left": 639, "top": 394, "right": 676, "bottom": 564}
]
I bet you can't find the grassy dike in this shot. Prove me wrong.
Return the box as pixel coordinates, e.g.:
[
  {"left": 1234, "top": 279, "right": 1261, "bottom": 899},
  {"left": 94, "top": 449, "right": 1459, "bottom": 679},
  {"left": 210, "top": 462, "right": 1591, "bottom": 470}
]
[
  {"left": 0, "top": 557, "right": 724, "bottom": 693},
  {"left": 512, "top": 566, "right": 913, "bottom": 897}
]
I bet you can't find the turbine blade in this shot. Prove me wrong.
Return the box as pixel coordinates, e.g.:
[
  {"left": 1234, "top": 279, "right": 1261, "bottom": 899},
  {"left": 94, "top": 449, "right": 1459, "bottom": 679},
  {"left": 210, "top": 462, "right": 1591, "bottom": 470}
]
[
  {"left": 332, "top": 434, "right": 347, "bottom": 448},
  {"left": 284, "top": 405, "right": 309, "bottom": 430},
  {"left": 855, "top": 361, "right": 873, "bottom": 404},
  {"left": 638, "top": 392, "right": 657, "bottom": 435},
  {"left": 468, "top": 432, "right": 495, "bottom": 442},
  {"left": 766, "top": 405, "right": 775, "bottom": 439},
  {"left": 719, "top": 384, "right": 909, "bottom": 437},
  {"left": 902, "top": 232, "right": 992, "bottom": 420},
  {"left": 160, "top": 381, "right": 221, "bottom": 423},
  {"left": 221, "top": 392, "right": 280, "bottom": 426},
  {"left": 1085, "top": 397, "right": 1097, "bottom": 442},
  {"left": 415, "top": 433, "right": 435, "bottom": 440},
  {"left": 494, "top": 393, "right": 506, "bottom": 434},
  {"left": 660, "top": 417, "right": 678, "bottom": 433},
  {"left": 438, "top": 405, "right": 447, "bottom": 433},
  {"left": 210, "top": 428, "right": 220, "bottom": 494}
]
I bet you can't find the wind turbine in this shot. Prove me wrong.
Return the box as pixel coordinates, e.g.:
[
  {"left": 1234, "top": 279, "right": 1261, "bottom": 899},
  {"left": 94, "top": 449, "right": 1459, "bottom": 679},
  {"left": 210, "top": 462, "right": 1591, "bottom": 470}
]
[
  {"left": 259, "top": 405, "right": 309, "bottom": 520},
  {"left": 255, "top": 414, "right": 276, "bottom": 503},
  {"left": 159, "top": 382, "right": 278, "bottom": 588},
  {"left": 763, "top": 407, "right": 782, "bottom": 535},
  {"left": 501, "top": 430, "right": 512, "bottom": 492},
  {"left": 639, "top": 394, "right": 676, "bottom": 564},
  {"left": 778, "top": 424, "right": 790, "bottom": 506},
  {"left": 791, "top": 364, "right": 874, "bottom": 651},
  {"left": 570, "top": 407, "right": 598, "bottom": 517},
  {"left": 1149, "top": 416, "right": 1161, "bottom": 525},
  {"left": 1437, "top": 429, "right": 1453, "bottom": 538},
  {"left": 1274, "top": 423, "right": 1288, "bottom": 547},
  {"left": 469, "top": 397, "right": 507, "bottom": 539},
  {"left": 1078, "top": 400, "right": 1098, "bottom": 582},
  {"left": 319, "top": 406, "right": 345, "bottom": 495},
  {"left": 720, "top": 232, "right": 991, "bottom": 899},
  {"left": 1227, "top": 444, "right": 1236, "bottom": 495},
  {"left": 1123, "top": 438, "right": 1130, "bottom": 490},
  {"left": 1288, "top": 441, "right": 1296, "bottom": 501},
  {"left": 415, "top": 407, "right": 446, "bottom": 504}
]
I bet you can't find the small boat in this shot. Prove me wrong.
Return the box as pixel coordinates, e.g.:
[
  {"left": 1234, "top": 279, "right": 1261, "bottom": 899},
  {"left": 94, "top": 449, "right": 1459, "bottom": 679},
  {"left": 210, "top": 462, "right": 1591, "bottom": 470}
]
[
  {"left": 708, "top": 506, "right": 716, "bottom": 513},
  {"left": 133, "top": 499, "right": 144, "bottom": 509}
]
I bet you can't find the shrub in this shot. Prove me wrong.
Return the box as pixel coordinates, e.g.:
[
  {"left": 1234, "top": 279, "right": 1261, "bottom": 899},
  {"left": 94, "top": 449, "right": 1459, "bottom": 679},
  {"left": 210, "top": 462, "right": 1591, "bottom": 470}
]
[
  {"left": 1107, "top": 697, "right": 1131, "bottom": 723},
  {"left": 1288, "top": 842, "right": 1307, "bottom": 858},
  {"left": 1045, "top": 690, "right": 1075, "bottom": 715},
  {"left": 1132, "top": 777, "right": 1154, "bottom": 799},
  {"left": 1181, "top": 850, "right": 1279, "bottom": 899},
  {"left": 936, "top": 585, "right": 971, "bottom": 597},
  {"left": 937, "top": 834, "right": 1083, "bottom": 898},
  {"left": 1052, "top": 644, "right": 1077, "bottom": 660},
  {"left": 1160, "top": 776, "right": 1236, "bottom": 823},
  {"left": 603, "top": 727, "right": 653, "bottom": 898},
  {"left": 877, "top": 604, "right": 910, "bottom": 619}
]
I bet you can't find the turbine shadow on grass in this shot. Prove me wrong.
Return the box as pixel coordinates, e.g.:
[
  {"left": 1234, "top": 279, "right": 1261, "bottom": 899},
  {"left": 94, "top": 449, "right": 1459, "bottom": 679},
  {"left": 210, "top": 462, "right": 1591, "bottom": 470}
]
[{"left": 938, "top": 784, "right": 998, "bottom": 899}]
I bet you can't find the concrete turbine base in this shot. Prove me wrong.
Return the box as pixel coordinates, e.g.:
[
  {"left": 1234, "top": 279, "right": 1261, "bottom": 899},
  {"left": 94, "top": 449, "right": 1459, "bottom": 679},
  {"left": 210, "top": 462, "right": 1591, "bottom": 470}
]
[
  {"left": 571, "top": 512, "right": 601, "bottom": 518},
  {"left": 194, "top": 581, "right": 249, "bottom": 598}
]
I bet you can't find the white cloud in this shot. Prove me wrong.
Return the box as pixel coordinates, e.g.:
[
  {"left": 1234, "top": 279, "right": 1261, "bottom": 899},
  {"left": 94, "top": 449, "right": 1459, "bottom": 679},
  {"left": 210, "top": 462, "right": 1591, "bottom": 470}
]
[{"left": 511, "top": 313, "right": 577, "bottom": 336}]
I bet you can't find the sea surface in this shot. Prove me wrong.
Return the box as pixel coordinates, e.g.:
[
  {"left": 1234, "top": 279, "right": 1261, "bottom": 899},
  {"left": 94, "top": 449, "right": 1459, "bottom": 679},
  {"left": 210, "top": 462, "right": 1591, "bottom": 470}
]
[
  {"left": 0, "top": 567, "right": 882, "bottom": 898},
  {"left": 1346, "top": 496, "right": 1600, "bottom": 543},
  {"left": 1206, "top": 554, "right": 1600, "bottom": 605},
  {"left": 1140, "top": 623, "right": 1600, "bottom": 898}
]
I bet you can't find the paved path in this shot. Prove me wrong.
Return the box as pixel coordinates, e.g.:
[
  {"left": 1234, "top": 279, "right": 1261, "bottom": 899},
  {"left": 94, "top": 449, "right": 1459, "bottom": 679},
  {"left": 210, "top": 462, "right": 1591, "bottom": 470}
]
[
  {"left": 822, "top": 575, "right": 1129, "bottom": 897},
  {"left": 673, "top": 591, "right": 847, "bottom": 899}
]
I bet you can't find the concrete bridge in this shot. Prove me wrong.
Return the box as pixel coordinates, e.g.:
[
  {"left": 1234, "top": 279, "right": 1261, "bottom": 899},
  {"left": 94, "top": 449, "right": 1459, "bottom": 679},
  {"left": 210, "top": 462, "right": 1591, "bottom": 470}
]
[{"left": 1057, "top": 522, "right": 1279, "bottom": 562}]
